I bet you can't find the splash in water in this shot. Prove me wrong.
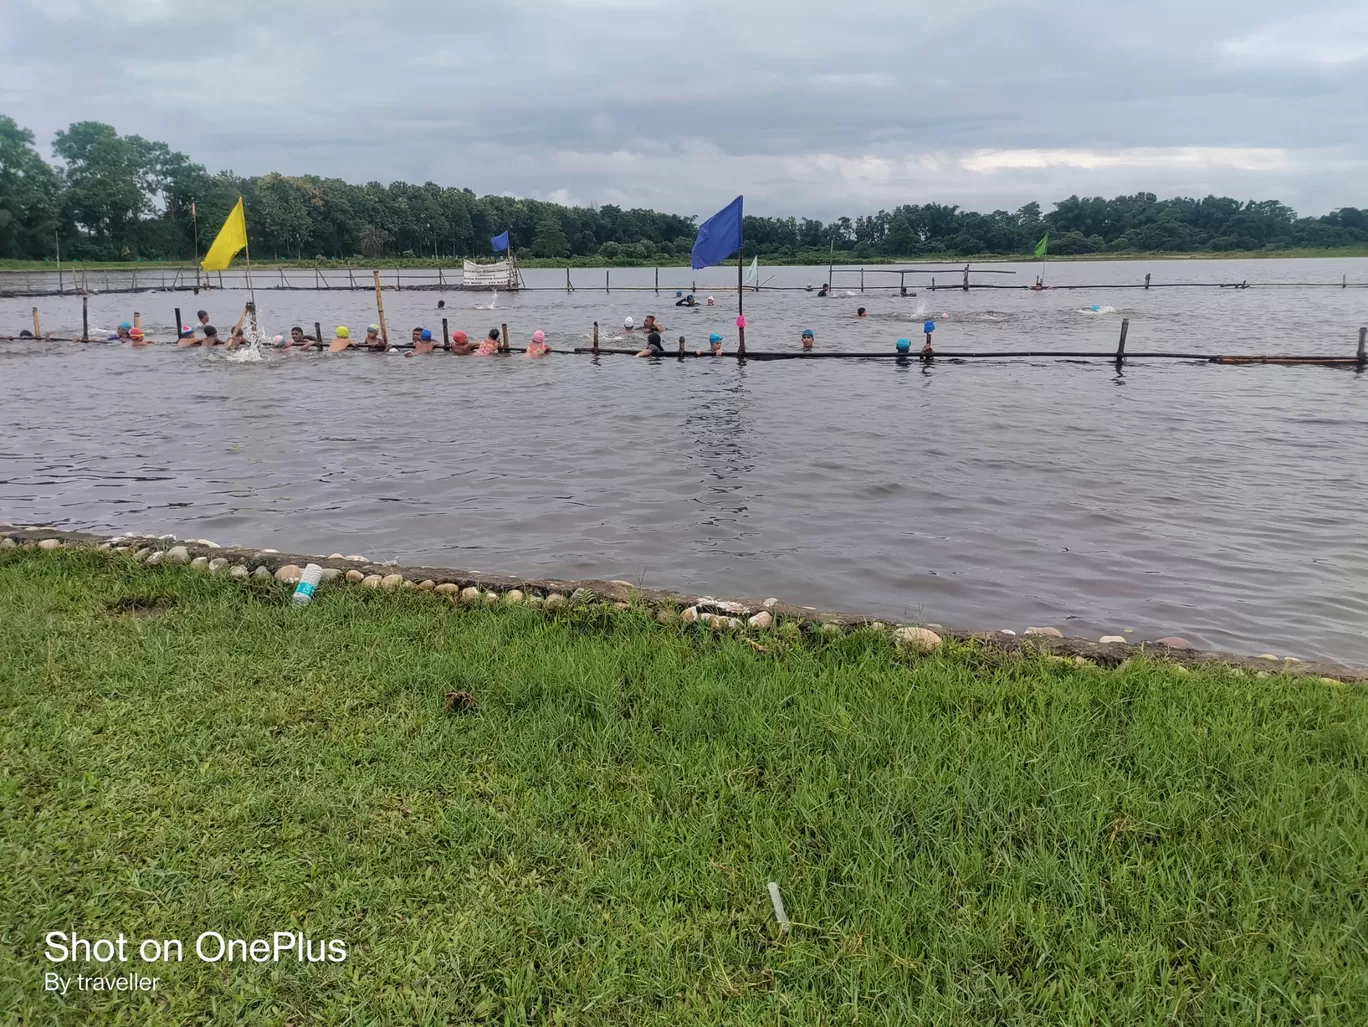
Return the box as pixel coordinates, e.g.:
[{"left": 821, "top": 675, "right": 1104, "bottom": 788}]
[
  {"left": 225, "top": 321, "right": 267, "bottom": 363},
  {"left": 475, "top": 288, "right": 498, "bottom": 310},
  {"left": 1079, "top": 305, "right": 1118, "bottom": 315}
]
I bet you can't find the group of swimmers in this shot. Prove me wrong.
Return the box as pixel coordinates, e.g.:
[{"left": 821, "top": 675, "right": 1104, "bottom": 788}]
[{"left": 75, "top": 301, "right": 933, "bottom": 360}]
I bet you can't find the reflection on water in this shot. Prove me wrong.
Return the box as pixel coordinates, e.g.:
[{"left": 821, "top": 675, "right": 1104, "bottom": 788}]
[{"left": 2, "top": 258, "right": 1368, "bottom": 663}]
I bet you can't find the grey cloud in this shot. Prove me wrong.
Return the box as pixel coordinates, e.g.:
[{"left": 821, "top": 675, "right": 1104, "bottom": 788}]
[{"left": 1, "top": 0, "right": 1365, "bottom": 218}]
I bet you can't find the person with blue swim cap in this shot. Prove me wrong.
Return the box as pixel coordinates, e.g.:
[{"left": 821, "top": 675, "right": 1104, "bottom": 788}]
[
  {"left": 921, "top": 319, "right": 935, "bottom": 362},
  {"left": 895, "top": 337, "right": 911, "bottom": 354},
  {"left": 801, "top": 328, "right": 814, "bottom": 351},
  {"left": 696, "top": 332, "right": 723, "bottom": 356}
]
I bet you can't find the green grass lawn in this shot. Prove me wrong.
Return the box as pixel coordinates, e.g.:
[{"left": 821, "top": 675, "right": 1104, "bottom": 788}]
[{"left": 2, "top": 550, "right": 1365, "bottom": 1025}]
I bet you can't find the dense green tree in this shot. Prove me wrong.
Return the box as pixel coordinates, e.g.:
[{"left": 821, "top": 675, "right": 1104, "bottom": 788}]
[
  {"left": 531, "top": 212, "right": 569, "bottom": 257},
  {"left": 0, "top": 116, "right": 61, "bottom": 259}
]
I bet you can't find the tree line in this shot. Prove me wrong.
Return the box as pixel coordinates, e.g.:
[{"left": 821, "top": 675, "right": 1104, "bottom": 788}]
[{"left": 2, "top": 115, "right": 1365, "bottom": 265}]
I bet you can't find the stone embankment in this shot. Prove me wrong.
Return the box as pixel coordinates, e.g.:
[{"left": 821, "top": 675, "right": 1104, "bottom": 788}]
[{"left": 3, "top": 524, "right": 1362, "bottom": 684}]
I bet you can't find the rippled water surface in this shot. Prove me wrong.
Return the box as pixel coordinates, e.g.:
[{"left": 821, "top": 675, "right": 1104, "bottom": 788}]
[{"left": 3, "top": 258, "right": 1367, "bottom": 662}]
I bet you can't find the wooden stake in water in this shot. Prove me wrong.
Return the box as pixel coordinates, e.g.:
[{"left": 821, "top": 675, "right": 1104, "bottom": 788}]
[
  {"left": 371, "top": 271, "right": 389, "bottom": 347},
  {"left": 736, "top": 243, "right": 746, "bottom": 358},
  {"left": 81, "top": 296, "right": 89, "bottom": 342},
  {"left": 767, "top": 882, "right": 789, "bottom": 932},
  {"left": 678, "top": 335, "right": 685, "bottom": 358},
  {"left": 133, "top": 311, "right": 141, "bottom": 330},
  {"left": 655, "top": 267, "right": 659, "bottom": 294},
  {"left": 314, "top": 322, "right": 323, "bottom": 349},
  {"left": 1116, "top": 318, "right": 1130, "bottom": 364},
  {"left": 174, "top": 307, "right": 182, "bottom": 339},
  {"left": 1358, "top": 327, "right": 1366, "bottom": 367},
  {"left": 592, "top": 321, "right": 599, "bottom": 355},
  {"left": 1144, "top": 273, "right": 1151, "bottom": 290},
  {"left": 55, "top": 230, "right": 63, "bottom": 295},
  {"left": 500, "top": 322, "right": 509, "bottom": 354},
  {"left": 441, "top": 317, "right": 449, "bottom": 351},
  {"left": 32, "top": 307, "right": 40, "bottom": 337}
]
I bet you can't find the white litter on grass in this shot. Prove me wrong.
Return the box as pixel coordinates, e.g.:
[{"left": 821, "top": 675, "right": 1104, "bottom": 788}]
[{"left": 767, "top": 882, "right": 789, "bottom": 931}]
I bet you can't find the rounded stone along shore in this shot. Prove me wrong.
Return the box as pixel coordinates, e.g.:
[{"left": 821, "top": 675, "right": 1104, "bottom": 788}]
[{"left": 2, "top": 524, "right": 1362, "bottom": 684}]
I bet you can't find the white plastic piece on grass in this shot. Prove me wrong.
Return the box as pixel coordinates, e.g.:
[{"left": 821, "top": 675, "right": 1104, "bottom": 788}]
[{"left": 767, "top": 882, "right": 789, "bottom": 932}]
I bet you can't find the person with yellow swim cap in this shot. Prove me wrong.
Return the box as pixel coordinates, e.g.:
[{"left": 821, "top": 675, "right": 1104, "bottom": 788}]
[{"left": 328, "top": 325, "right": 352, "bottom": 353}]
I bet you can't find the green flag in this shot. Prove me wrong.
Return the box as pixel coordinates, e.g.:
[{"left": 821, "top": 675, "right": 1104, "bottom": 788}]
[
  {"left": 745, "top": 255, "right": 758, "bottom": 282},
  {"left": 1034, "top": 233, "right": 1049, "bottom": 259}
]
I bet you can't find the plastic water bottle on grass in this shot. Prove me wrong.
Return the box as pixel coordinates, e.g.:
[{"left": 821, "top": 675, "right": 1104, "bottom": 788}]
[{"left": 293, "top": 564, "right": 323, "bottom": 606}]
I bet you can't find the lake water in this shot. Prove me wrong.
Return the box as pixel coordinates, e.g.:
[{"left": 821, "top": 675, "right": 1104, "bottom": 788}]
[{"left": 2, "top": 258, "right": 1366, "bottom": 663}]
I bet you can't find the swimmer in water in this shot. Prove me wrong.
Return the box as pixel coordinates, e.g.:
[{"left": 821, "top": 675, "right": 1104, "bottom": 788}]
[
  {"left": 817, "top": 284, "right": 829, "bottom": 297},
  {"left": 635, "top": 331, "right": 666, "bottom": 357},
  {"left": 706, "top": 296, "right": 715, "bottom": 306},
  {"left": 288, "top": 326, "right": 314, "bottom": 347},
  {"left": 641, "top": 314, "right": 664, "bottom": 333},
  {"left": 895, "top": 337, "right": 911, "bottom": 356},
  {"left": 674, "top": 293, "right": 697, "bottom": 307},
  {"left": 526, "top": 330, "right": 551, "bottom": 357},
  {"left": 328, "top": 326, "right": 352, "bottom": 352},
  {"left": 128, "top": 327, "right": 150, "bottom": 345},
  {"left": 196, "top": 309, "right": 210, "bottom": 328},
  {"left": 476, "top": 328, "right": 499, "bottom": 355},
  {"left": 696, "top": 332, "right": 723, "bottom": 357},
  {"left": 921, "top": 337, "right": 934, "bottom": 362},
  {"left": 800, "top": 328, "right": 814, "bottom": 351},
  {"left": 361, "top": 325, "right": 383, "bottom": 350},
  {"left": 623, "top": 316, "right": 636, "bottom": 332},
  {"left": 110, "top": 321, "right": 133, "bottom": 342},
  {"left": 178, "top": 324, "right": 216, "bottom": 348},
  {"left": 449, "top": 330, "right": 473, "bottom": 355},
  {"left": 857, "top": 307, "right": 867, "bottom": 318},
  {"left": 437, "top": 299, "right": 446, "bottom": 310},
  {"left": 414, "top": 328, "right": 436, "bottom": 354}
]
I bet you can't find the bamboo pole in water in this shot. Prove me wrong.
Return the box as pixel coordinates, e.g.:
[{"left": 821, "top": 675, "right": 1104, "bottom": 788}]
[
  {"left": 32, "top": 307, "right": 40, "bottom": 337},
  {"left": 133, "top": 311, "right": 141, "bottom": 330},
  {"left": 372, "top": 271, "right": 389, "bottom": 347},
  {"left": 82, "top": 296, "right": 89, "bottom": 342}
]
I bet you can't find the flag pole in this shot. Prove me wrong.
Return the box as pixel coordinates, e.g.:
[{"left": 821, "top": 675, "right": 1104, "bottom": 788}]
[
  {"left": 192, "top": 201, "right": 200, "bottom": 290},
  {"left": 242, "top": 199, "right": 258, "bottom": 333},
  {"left": 736, "top": 226, "right": 746, "bottom": 357}
]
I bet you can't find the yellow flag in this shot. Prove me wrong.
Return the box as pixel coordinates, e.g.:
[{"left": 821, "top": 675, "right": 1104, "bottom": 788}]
[{"left": 201, "top": 198, "right": 247, "bottom": 271}]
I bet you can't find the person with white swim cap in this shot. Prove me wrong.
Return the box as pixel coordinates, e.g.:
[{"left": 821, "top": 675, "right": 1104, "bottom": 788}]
[{"left": 623, "top": 316, "right": 635, "bottom": 331}]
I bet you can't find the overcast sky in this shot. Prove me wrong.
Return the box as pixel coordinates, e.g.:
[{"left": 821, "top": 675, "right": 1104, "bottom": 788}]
[{"left": 2, "top": 0, "right": 1366, "bottom": 219}]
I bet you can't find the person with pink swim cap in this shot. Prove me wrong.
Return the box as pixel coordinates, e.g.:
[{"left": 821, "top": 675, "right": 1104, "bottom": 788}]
[{"left": 526, "top": 329, "right": 551, "bottom": 357}]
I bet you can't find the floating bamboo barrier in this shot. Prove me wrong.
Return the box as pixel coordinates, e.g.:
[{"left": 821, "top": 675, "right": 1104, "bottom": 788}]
[
  {"left": 2, "top": 265, "right": 1364, "bottom": 297},
  {"left": 6, "top": 300, "right": 1366, "bottom": 370}
]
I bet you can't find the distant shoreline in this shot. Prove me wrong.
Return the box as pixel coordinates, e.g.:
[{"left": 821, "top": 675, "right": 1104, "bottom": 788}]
[{"left": 3, "top": 248, "right": 1367, "bottom": 274}]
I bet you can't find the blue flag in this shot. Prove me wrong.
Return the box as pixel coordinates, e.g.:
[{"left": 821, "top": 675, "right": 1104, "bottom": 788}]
[
  {"left": 690, "top": 196, "right": 743, "bottom": 270},
  {"left": 490, "top": 231, "right": 509, "bottom": 252}
]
